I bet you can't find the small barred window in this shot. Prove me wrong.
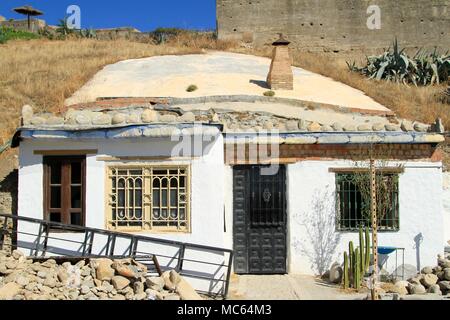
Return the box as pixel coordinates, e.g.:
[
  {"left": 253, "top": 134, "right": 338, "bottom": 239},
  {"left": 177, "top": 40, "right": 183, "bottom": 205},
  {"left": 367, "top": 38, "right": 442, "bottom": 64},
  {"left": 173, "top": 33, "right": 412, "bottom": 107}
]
[
  {"left": 107, "top": 166, "right": 190, "bottom": 232},
  {"left": 336, "top": 173, "right": 399, "bottom": 232}
]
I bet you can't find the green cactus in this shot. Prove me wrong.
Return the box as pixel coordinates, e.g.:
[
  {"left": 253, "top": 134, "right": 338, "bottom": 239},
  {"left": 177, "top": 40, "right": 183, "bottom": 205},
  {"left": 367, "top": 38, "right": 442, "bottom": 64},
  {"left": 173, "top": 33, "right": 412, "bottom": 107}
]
[
  {"left": 354, "top": 248, "right": 361, "bottom": 290},
  {"left": 349, "top": 241, "right": 354, "bottom": 279},
  {"left": 365, "top": 227, "right": 371, "bottom": 271},
  {"left": 343, "top": 252, "right": 349, "bottom": 289}
]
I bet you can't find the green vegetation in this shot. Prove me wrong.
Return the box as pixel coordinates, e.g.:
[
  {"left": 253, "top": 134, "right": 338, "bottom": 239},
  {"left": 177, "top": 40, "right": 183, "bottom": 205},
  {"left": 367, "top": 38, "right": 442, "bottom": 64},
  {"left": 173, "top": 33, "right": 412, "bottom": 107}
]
[
  {"left": 263, "top": 90, "right": 275, "bottom": 97},
  {"left": 186, "top": 84, "right": 198, "bottom": 92},
  {"left": 0, "top": 27, "right": 40, "bottom": 44},
  {"left": 55, "top": 19, "right": 96, "bottom": 40},
  {"left": 347, "top": 39, "right": 450, "bottom": 86},
  {"left": 343, "top": 227, "right": 371, "bottom": 290}
]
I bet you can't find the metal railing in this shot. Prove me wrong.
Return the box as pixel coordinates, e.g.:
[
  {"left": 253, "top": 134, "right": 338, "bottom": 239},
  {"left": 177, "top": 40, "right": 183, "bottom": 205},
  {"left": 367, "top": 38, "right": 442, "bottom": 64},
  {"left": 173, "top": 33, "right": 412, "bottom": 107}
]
[{"left": 0, "top": 213, "right": 233, "bottom": 299}]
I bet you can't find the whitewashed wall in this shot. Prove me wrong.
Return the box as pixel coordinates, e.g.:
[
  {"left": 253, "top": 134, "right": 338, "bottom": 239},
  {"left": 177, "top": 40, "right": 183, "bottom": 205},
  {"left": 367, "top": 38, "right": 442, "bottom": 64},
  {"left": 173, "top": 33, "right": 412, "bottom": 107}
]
[
  {"left": 287, "top": 161, "right": 444, "bottom": 276},
  {"left": 18, "top": 134, "right": 228, "bottom": 294},
  {"left": 18, "top": 136, "right": 445, "bottom": 282},
  {"left": 224, "top": 160, "right": 444, "bottom": 277},
  {"left": 444, "top": 172, "right": 450, "bottom": 247}
]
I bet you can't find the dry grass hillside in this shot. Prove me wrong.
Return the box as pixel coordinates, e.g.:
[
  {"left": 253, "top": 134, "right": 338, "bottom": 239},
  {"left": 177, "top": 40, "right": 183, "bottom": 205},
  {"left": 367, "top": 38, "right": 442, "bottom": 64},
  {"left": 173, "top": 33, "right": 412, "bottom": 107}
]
[
  {"left": 0, "top": 36, "right": 448, "bottom": 178},
  {"left": 234, "top": 47, "right": 449, "bottom": 130}
]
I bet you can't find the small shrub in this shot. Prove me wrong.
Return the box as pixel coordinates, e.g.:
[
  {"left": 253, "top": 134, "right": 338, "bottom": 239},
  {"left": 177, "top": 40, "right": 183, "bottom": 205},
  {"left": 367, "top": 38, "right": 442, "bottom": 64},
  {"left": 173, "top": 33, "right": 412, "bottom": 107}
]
[
  {"left": 0, "top": 27, "right": 40, "bottom": 44},
  {"left": 263, "top": 90, "right": 276, "bottom": 97},
  {"left": 186, "top": 84, "right": 198, "bottom": 92}
]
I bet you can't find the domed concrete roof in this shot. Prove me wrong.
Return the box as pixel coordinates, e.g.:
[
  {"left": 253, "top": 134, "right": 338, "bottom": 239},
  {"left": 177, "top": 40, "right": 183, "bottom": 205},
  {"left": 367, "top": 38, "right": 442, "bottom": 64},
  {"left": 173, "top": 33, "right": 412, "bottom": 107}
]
[{"left": 65, "top": 51, "right": 390, "bottom": 115}]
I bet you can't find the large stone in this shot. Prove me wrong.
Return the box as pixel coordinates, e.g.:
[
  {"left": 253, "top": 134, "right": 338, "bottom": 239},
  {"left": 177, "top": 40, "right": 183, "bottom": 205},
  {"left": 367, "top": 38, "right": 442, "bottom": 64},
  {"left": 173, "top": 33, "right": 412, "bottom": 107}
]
[
  {"left": 141, "top": 109, "right": 159, "bottom": 123},
  {"left": 444, "top": 268, "right": 450, "bottom": 281},
  {"left": 76, "top": 114, "right": 91, "bottom": 125},
  {"left": 134, "top": 281, "right": 145, "bottom": 295},
  {"left": 414, "top": 123, "right": 429, "bottom": 133},
  {"left": 126, "top": 113, "right": 141, "bottom": 124},
  {"left": 22, "top": 105, "right": 34, "bottom": 125},
  {"left": 385, "top": 124, "right": 401, "bottom": 132},
  {"left": 81, "top": 285, "right": 91, "bottom": 295},
  {"left": 408, "top": 284, "right": 426, "bottom": 295},
  {"left": 382, "top": 282, "right": 408, "bottom": 296},
  {"left": 307, "top": 122, "right": 322, "bottom": 132},
  {"left": 286, "top": 120, "right": 299, "bottom": 131},
  {"left": 175, "top": 277, "right": 203, "bottom": 301},
  {"left": 12, "top": 250, "right": 24, "bottom": 260},
  {"left": 145, "top": 277, "right": 165, "bottom": 291},
  {"left": 438, "top": 281, "right": 450, "bottom": 294},
  {"left": 0, "top": 282, "right": 21, "bottom": 300},
  {"left": 111, "top": 276, "right": 130, "bottom": 291},
  {"left": 15, "top": 275, "right": 29, "bottom": 287},
  {"left": 401, "top": 121, "right": 414, "bottom": 132},
  {"left": 357, "top": 124, "right": 372, "bottom": 132},
  {"left": 146, "top": 289, "right": 163, "bottom": 301},
  {"left": 112, "top": 262, "right": 139, "bottom": 279},
  {"left": 421, "top": 266, "right": 433, "bottom": 275},
  {"left": 329, "top": 263, "right": 343, "bottom": 284},
  {"left": 420, "top": 274, "right": 438, "bottom": 287},
  {"left": 427, "top": 284, "right": 442, "bottom": 295},
  {"left": 332, "top": 122, "right": 343, "bottom": 132},
  {"left": 93, "top": 259, "right": 114, "bottom": 281},
  {"left": 92, "top": 114, "right": 112, "bottom": 126},
  {"left": 162, "top": 271, "right": 177, "bottom": 291},
  {"left": 343, "top": 124, "right": 357, "bottom": 132},
  {"left": 180, "top": 112, "right": 196, "bottom": 122},
  {"left": 393, "top": 281, "right": 409, "bottom": 295},
  {"left": 321, "top": 125, "right": 334, "bottom": 132},
  {"left": 57, "top": 270, "right": 69, "bottom": 284},
  {"left": 159, "top": 114, "right": 178, "bottom": 123},
  {"left": 372, "top": 123, "right": 385, "bottom": 131},
  {"left": 112, "top": 113, "right": 126, "bottom": 125}
]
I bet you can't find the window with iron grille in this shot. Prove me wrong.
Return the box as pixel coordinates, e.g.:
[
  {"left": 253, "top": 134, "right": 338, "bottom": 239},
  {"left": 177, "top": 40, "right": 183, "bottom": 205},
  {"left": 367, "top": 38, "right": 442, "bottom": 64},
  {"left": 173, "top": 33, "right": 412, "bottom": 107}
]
[
  {"left": 335, "top": 173, "right": 399, "bottom": 232},
  {"left": 107, "top": 166, "right": 190, "bottom": 232}
]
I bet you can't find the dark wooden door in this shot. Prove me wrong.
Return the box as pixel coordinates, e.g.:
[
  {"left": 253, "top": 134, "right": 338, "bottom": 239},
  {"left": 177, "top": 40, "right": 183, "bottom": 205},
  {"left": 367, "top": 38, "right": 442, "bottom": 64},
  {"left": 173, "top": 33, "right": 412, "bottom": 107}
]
[{"left": 233, "top": 165, "right": 287, "bottom": 274}]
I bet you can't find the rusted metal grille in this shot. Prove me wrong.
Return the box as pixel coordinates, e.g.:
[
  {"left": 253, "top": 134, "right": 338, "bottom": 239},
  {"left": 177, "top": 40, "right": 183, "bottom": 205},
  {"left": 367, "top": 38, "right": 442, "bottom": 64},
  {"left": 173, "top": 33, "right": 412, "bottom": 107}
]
[{"left": 107, "top": 166, "right": 190, "bottom": 232}]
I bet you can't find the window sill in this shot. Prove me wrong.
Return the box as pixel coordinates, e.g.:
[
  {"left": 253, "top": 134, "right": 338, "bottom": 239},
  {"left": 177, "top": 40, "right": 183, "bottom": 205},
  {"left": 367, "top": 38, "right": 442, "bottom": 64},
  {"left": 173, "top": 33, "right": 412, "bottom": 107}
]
[{"left": 106, "top": 227, "right": 192, "bottom": 235}]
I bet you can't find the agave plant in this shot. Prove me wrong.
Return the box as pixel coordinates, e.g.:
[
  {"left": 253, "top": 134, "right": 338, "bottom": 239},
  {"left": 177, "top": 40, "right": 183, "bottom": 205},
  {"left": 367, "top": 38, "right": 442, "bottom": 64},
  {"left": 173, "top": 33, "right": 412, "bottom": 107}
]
[
  {"left": 79, "top": 28, "right": 97, "bottom": 39},
  {"left": 348, "top": 39, "right": 449, "bottom": 86}
]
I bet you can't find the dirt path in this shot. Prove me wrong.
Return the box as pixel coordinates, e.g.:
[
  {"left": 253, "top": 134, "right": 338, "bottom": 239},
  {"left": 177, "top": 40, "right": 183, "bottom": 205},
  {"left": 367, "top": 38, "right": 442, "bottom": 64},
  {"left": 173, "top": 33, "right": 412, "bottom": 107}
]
[{"left": 228, "top": 274, "right": 366, "bottom": 300}]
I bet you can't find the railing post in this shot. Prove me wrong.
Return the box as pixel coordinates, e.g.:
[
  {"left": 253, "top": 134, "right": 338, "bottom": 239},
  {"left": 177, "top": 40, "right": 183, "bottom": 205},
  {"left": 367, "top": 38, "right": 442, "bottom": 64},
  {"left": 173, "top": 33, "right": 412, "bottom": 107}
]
[
  {"left": 177, "top": 244, "right": 186, "bottom": 272},
  {"left": 33, "top": 222, "right": 45, "bottom": 257},
  {"left": 41, "top": 223, "right": 50, "bottom": 257},
  {"left": 109, "top": 234, "right": 116, "bottom": 256},
  {"left": 224, "top": 251, "right": 234, "bottom": 299},
  {"left": 0, "top": 216, "right": 9, "bottom": 251}
]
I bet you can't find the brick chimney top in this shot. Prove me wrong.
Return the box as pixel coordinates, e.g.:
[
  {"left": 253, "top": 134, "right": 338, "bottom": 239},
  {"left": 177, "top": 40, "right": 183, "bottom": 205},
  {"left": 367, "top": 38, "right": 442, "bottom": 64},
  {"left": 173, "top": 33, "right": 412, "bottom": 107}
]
[
  {"left": 266, "top": 34, "right": 294, "bottom": 90},
  {"left": 272, "top": 33, "right": 290, "bottom": 46}
]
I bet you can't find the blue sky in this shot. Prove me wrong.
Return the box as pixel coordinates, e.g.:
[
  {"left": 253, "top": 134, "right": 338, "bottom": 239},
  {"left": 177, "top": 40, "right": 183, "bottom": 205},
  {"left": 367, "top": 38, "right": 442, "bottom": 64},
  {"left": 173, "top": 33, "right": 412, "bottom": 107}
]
[{"left": 0, "top": 0, "right": 216, "bottom": 31}]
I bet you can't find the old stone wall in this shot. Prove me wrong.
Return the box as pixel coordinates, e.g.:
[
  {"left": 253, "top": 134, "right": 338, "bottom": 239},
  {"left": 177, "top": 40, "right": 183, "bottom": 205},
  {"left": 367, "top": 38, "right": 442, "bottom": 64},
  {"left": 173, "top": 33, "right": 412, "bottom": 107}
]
[
  {"left": 217, "top": 0, "right": 450, "bottom": 52},
  {"left": 0, "top": 19, "right": 46, "bottom": 33}
]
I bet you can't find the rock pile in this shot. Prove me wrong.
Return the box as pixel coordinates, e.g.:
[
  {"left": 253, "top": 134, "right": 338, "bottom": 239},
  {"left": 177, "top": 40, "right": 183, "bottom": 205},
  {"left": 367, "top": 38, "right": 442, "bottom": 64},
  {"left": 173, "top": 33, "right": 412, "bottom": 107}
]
[
  {"left": 0, "top": 250, "right": 202, "bottom": 301},
  {"left": 382, "top": 255, "right": 450, "bottom": 297}
]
